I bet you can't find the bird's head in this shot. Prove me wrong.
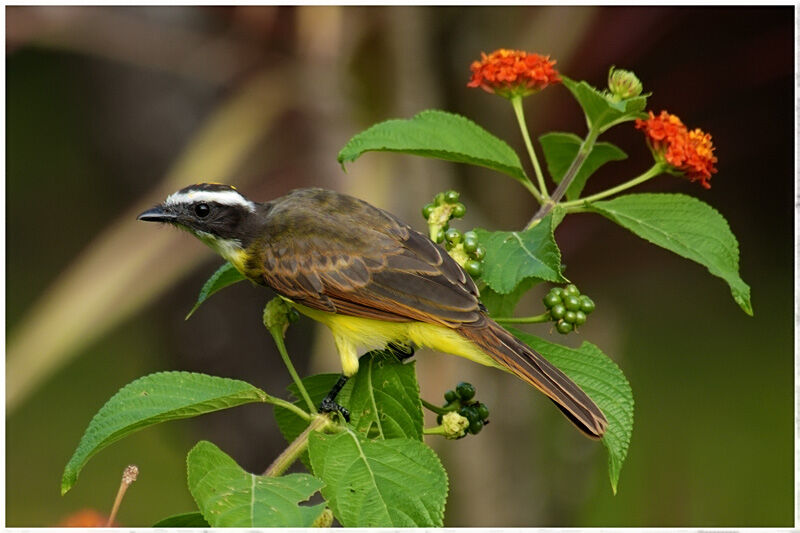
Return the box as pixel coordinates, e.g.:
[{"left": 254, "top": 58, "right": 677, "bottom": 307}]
[{"left": 138, "top": 183, "right": 265, "bottom": 268}]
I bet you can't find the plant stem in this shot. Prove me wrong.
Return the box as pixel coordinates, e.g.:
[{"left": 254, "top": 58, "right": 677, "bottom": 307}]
[
  {"left": 423, "top": 425, "right": 448, "bottom": 436},
  {"left": 526, "top": 127, "right": 599, "bottom": 228},
  {"left": 510, "top": 95, "right": 548, "bottom": 202},
  {"left": 560, "top": 163, "right": 665, "bottom": 209},
  {"left": 263, "top": 415, "right": 331, "bottom": 476},
  {"left": 268, "top": 327, "right": 317, "bottom": 414},
  {"left": 266, "top": 395, "right": 314, "bottom": 422},
  {"left": 421, "top": 398, "right": 452, "bottom": 415},
  {"left": 107, "top": 465, "right": 138, "bottom": 526},
  {"left": 493, "top": 311, "right": 551, "bottom": 324}
]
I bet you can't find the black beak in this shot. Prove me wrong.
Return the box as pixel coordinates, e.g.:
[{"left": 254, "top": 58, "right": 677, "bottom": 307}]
[{"left": 137, "top": 205, "right": 176, "bottom": 223}]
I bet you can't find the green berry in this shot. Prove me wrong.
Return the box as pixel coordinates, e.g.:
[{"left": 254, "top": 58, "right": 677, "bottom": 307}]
[
  {"left": 550, "top": 303, "right": 566, "bottom": 319},
  {"left": 564, "top": 310, "right": 577, "bottom": 324},
  {"left": 456, "top": 382, "right": 476, "bottom": 401},
  {"left": 579, "top": 296, "right": 595, "bottom": 314},
  {"left": 472, "top": 246, "right": 486, "bottom": 260},
  {"left": 465, "top": 259, "right": 483, "bottom": 277},
  {"left": 468, "top": 419, "right": 484, "bottom": 434},
  {"left": 422, "top": 203, "right": 435, "bottom": 219},
  {"left": 564, "top": 284, "right": 580, "bottom": 297},
  {"left": 445, "top": 228, "right": 462, "bottom": 245},
  {"left": 556, "top": 320, "right": 573, "bottom": 334},
  {"left": 463, "top": 236, "right": 478, "bottom": 253},
  {"left": 463, "top": 230, "right": 478, "bottom": 241},
  {"left": 575, "top": 310, "right": 587, "bottom": 325},
  {"left": 543, "top": 292, "right": 561, "bottom": 309},
  {"left": 552, "top": 287, "right": 564, "bottom": 298},
  {"left": 444, "top": 190, "right": 460, "bottom": 204},
  {"left": 434, "top": 228, "right": 445, "bottom": 243},
  {"left": 458, "top": 406, "right": 474, "bottom": 422},
  {"left": 452, "top": 202, "right": 466, "bottom": 218},
  {"left": 476, "top": 402, "right": 489, "bottom": 420},
  {"left": 444, "top": 389, "right": 457, "bottom": 403},
  {"left": 434, "top": 192, "right": 446, "bottom": 205},
  {"left": 564, "top": 294, "right": 581, "bottom": 311}
]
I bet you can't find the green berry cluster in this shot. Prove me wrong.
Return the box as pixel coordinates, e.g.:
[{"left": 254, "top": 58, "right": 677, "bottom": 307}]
[
  {"left": 542, "top": 284, "right": 595, "bottom": 334},
  {"left": 422, "top": 189, "right": 466, "bottom": 244},
  {"left": 436, "top": 382, "right": 490, "bottom": 436},
  {"left": 422, "top": 190, "right": 485, "bottom": 278}
]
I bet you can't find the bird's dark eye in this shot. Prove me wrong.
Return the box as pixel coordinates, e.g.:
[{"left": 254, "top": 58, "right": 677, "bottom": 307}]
[{"left": 195, "top": 203, "right": 210, "bottom": 218}]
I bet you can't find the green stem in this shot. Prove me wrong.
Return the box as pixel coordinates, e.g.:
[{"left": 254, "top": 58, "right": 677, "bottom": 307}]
[
  {"left": 263, "top": 415, "right": 331, "bottom": 476},
  {"left": 423, "top": 425, "right": 448, "bottom": 436},
  {"left": 493, "top": 311, "right": 551, "bottom": 324},
  {"left": 268, "top": 327, "right": 317, "bottom": 414},
  {"left": 526, "top": 127, "right": 599, "bottom": 228},
  {"left": 265, "top": 394, "right": 314, "bottom": 422},
  {"left": 510, "top": 95, "right": 548, "bottom": 202},
  {"left": 421, "top": 398, "right": 452, "bottom": 416},
  {"left": 560, "top": 163, "right": 665, "bottom": 209}
]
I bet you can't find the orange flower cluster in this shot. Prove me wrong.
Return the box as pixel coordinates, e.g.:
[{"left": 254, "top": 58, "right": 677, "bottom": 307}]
[
  {"left": 635, "top": 111, "right": 717, "bottom": 189},
  {"left": 468, "top": 49, "right": 561, "bottom": 98}
]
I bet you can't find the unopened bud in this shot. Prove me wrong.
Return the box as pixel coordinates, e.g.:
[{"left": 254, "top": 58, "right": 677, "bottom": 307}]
[
  {"left": 442, "top": 411, "right": 469, "bottom": 440},
  {"left": 607, "top": 66, "right": 643, "bottom": 101},
  {"left": 263, "top": 297, "right": 294, "bottom": 335}
]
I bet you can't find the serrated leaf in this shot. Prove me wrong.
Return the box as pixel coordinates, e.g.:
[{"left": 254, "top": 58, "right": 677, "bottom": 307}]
[
  {"left": 274, "top": 373, "right": 353, "bottom": 469},
  {"left": 479, "top": 278, "right": 538, "bottom": 318},
  {"left": 186, "top": 262, "right": 246, "bottom": 319},
  {"left": 337, "top": 109, "right": 528, "bottom": 183},
  {"left": 308, "top": 430, "right": 447, "bottom": 527},
  {"left": 152, "top": 512, "right": 210, "bottom": 527},
  {"left": 474, "top": 213, "right": 566, "bottom": 294},
  {"left": 540, "top": 132, "right": 627, "bottom": 200},
  {"left": 62, "top": 372, "right": 269, "bottom": 494},
  {"left": 588, "top": 193, "right": 752, "bottom": 315},
  {"left": 508, "top": 329, "right": 634, "bottom": 493},
  {"left": 347, "top": 350, "right": 423, "bottom": 440},
  {"left": 187, "top": 441, "right": 326, "bottom": 527},
  {"left": 562, "top": 77, "right": 648, "bottom": 133}
]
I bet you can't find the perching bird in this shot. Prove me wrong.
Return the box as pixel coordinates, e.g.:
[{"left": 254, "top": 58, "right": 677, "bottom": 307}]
[{"left": 138, "top": 183, "right": 607, "bottom": 438}]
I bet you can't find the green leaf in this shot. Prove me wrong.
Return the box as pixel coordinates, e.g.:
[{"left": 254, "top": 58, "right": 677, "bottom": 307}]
[
  {"left": 274, "top": 373, "right": 353, "bottom": 469},
  {"left": 62, "top": 372, "right": 269, "bottom": 494},
  {"left": 562, "top": 76, "right": 647, "bottom": 133},
  {"left": 508, "top": 329, "right": 634, "bottom": 493},
  {"left": 187, "top": 441, "right": 326, "bottom": 527},
  {"left": 479, "top": 278, "right": 538, "bottom": 317},
  {"left": 588, "top": 193, "right": 752, "bottom": 315},
  {"left": 540, "top": 132, "right": 627, "bottom": 200},
  {"left": 152, "top": 512, "right": 210, "bottom": 527},
  {"left": 474, "top": 212, "right": 566, "bottom": 294},
  {"left": 347, "top": 350, "right": 423, "bottom": 440},
  {"left": 337, "top": 109, "right": 528, "bottom": 183},
  {"left": 308, "top": 430, "right": 448, "bottom": 527},
  {"left": 186, "top": 262, "right": 246, "bottom": 319}
]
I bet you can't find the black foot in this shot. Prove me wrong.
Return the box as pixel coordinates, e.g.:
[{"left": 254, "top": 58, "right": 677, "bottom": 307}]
[
  {"left": 319, "top": 396, "right": 350, "bottom": 422},
  {"left": 387, "top": 342, "right": 416, "bottom": 361},
  {"left": 319, "top": 374, "right": 350, "bottom": 422}
]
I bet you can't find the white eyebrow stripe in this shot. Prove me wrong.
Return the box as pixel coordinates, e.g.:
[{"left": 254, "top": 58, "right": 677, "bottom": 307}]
[{"left": 165, "top": 190, "right": 256, "bottom": 212}]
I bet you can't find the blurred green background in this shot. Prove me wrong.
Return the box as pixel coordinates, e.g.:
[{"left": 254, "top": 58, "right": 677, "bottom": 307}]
[{"left": 6, "top": 6, "right": 793, "bottom": 527}]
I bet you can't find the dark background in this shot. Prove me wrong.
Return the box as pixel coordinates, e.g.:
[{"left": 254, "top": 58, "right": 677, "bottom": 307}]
[{"left": 6, "top": 6, "right": 794, "bottom": 526}]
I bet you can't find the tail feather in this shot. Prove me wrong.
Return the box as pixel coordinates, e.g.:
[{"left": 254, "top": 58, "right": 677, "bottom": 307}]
[{"left": 458, "top": 318, "right": 608, "bottom": 439}]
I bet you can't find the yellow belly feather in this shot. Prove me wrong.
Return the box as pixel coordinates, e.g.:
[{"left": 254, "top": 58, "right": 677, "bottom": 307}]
[{"left": 291, "top": 302, "right": 504, "bottom": 377}]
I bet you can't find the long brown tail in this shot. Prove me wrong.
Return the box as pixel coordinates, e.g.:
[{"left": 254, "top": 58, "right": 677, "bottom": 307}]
[{"left": 458, "top": 318, "right": 608, "bottom": 439}]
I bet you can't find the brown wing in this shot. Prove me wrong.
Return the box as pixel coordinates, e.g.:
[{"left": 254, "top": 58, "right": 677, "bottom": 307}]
[{"left": 258, "top": 188, "right": 482, "bottom": 327}]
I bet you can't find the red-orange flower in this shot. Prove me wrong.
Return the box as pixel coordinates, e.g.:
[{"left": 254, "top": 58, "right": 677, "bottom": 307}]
[
  {"left": 468, "top": 49, "right": 561, "bottom": 98},
  {"left": 635, "top": 111, "right": 718, "bottom": 188}
]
